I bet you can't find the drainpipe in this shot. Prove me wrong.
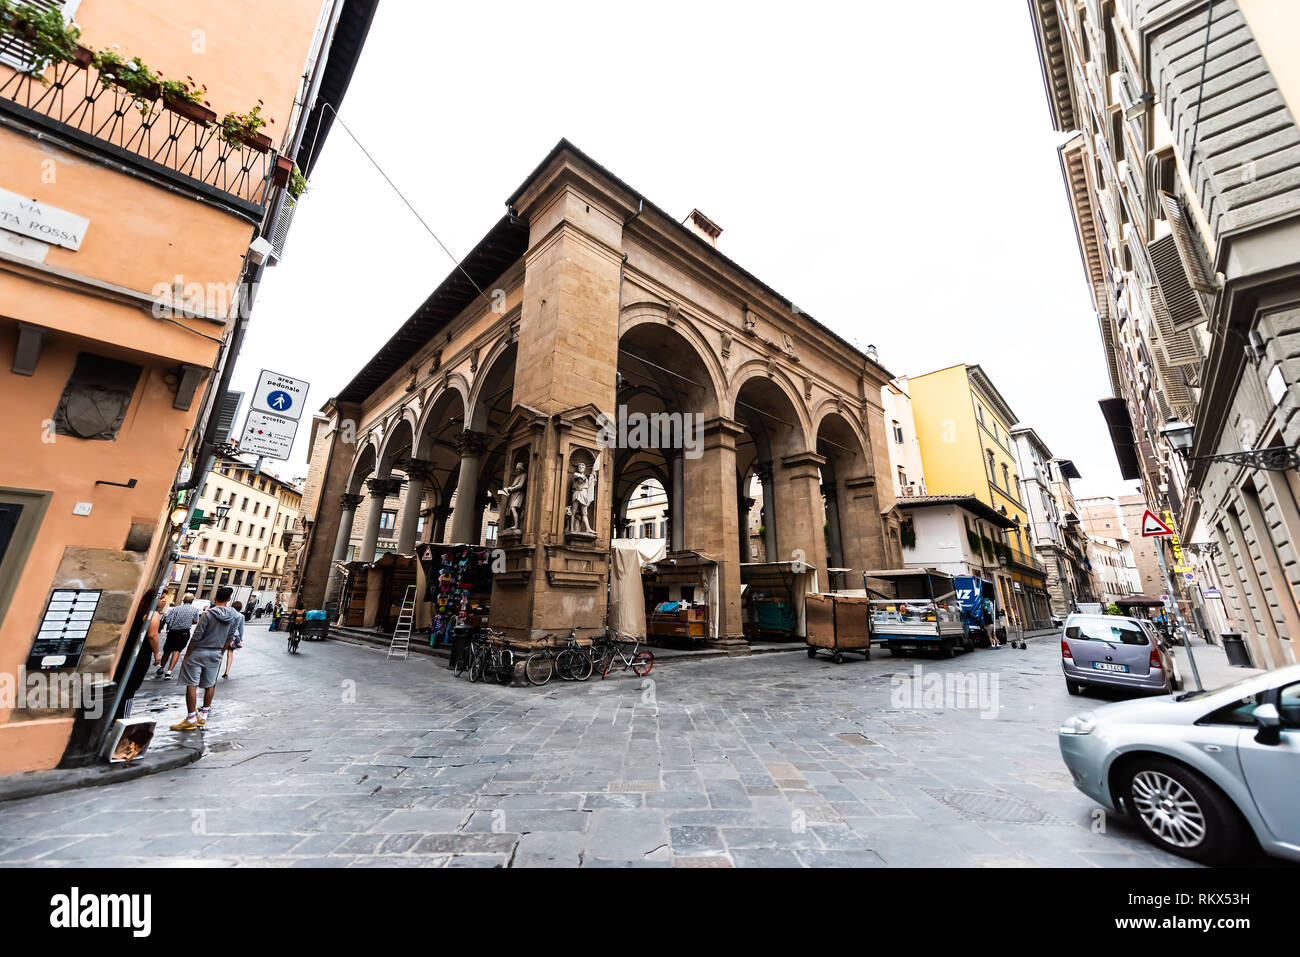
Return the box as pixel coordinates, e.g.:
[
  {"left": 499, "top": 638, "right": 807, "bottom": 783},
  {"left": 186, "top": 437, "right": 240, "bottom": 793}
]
[{"left": 616, "top": 198, "right": 644, "bottom": 318}]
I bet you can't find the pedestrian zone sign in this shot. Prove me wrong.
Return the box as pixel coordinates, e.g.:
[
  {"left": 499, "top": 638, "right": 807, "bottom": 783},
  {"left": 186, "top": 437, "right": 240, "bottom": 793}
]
[
  {"left": 1140, "top": 509, "right": 1174, "bottom": 537},
  {"left": 251, "top": 369, "right": 310, "bottom": 421}
]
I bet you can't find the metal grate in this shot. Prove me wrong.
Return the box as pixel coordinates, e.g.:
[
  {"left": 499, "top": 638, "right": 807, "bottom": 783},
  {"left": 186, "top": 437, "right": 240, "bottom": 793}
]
[{"left": 923, "top": 788, "right": 1071, "bottom": 825}]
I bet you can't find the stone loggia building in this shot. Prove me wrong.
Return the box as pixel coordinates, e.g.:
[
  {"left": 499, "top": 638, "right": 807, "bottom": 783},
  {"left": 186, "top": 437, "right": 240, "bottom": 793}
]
[{"left": 294, "top": 141, "right": 900, "bottom": 643}]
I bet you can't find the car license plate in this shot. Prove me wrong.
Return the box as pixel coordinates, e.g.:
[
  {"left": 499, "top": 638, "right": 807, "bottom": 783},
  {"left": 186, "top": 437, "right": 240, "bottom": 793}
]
[{"left": 1092, "top": 661, "right": 1129, "bottom": 673}]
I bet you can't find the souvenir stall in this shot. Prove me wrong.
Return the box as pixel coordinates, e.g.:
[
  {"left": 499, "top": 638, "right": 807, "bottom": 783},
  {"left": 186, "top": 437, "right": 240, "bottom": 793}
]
[
  {"left": 637, "top": 549, "right": 716, "bottom": 643},
  {"left": 418, "top": 544, "right": 494, "bottom": 645},
  {"left": 740, "top": 560, "right": 818, "bottom": 641}
]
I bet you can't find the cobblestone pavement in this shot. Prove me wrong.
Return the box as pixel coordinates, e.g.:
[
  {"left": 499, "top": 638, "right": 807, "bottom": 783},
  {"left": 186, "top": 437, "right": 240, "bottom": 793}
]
[{"left": 0, "top": 622, "right": 1200, "bottom": 868}]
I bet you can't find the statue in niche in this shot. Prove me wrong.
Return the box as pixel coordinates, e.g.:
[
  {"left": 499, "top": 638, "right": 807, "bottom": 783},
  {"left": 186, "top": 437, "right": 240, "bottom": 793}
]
[
  {"left": 498, "top": 460, "right": 527, "bottom": 531},
  {"left": 566, "top": 452, "right": 600, "bottom": 536}
]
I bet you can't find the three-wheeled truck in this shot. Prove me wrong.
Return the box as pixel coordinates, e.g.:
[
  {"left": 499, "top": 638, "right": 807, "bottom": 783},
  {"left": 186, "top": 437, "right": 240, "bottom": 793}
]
[{"left": 863, "top": 568, "right": 971, "bottom": 658}]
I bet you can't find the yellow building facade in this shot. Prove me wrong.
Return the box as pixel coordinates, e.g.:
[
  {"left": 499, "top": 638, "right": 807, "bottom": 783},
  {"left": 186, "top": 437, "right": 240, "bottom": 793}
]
[{"left": 908, "top": 364, "right": 1050, "bottom": 628}]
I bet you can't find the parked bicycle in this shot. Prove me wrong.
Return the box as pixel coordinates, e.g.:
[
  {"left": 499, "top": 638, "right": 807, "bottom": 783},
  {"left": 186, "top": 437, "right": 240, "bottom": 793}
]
[
  {"left": 591, "top": 631, "right": 653, "bottom": 679},
  {"left": 525, "top": 631, "right": 592, "bottom": 685},
  {"left": 480, "top": 630, "right": 516, "bottom": 686}
]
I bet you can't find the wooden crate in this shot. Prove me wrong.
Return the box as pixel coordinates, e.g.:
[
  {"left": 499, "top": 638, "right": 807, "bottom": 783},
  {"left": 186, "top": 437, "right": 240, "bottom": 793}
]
[
  {"left": 831, "top": 596, "right": 871, "bottom": 649},
  {"left": 805, "top": 594, "right": 836, "bottom": 649}
]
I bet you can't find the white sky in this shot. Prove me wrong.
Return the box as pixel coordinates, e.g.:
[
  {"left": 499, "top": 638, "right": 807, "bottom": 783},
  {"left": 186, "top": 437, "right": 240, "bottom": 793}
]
[{"left": 231, "top": 0, "right": 1137, "bottom": 501}]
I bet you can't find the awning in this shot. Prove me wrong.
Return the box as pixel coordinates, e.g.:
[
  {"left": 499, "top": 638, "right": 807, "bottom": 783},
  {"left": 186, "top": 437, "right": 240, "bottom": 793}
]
[
  {"left": 1099, "top": 397, "right": 1142, "bottom": 481},
  {"left": 1116, "top": 595, "right": 1166, "bottom": 608}
]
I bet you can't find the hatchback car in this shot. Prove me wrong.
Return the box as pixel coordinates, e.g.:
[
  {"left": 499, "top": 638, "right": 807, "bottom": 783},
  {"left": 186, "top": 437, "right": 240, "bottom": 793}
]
[
  {"left": 1061, "top": 613, "right": 1178, "bottom": 697},
  {"left": 1059, "top": 664, "right": 1300, "bottom": 864}
]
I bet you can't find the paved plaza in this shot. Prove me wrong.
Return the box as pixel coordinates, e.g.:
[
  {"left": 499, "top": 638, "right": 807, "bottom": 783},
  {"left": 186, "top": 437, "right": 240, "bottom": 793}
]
[{"left": 0, "top": 622, "right": 1210, "bottom": 867}]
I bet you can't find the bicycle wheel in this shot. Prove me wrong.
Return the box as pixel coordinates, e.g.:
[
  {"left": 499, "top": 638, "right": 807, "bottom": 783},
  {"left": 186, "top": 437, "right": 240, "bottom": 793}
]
[
  {"left": 453, "top": 647, "right": 468, "bottom": 678},
  {"left": 562, "top": 647, "right": 593, "bottom": 681},
  {"left": 468, "top": 652, "right": 484, "bottom": 683},
  {"left": 524, "top": 652, "right": 553, "bottom": 686},
  {"left": 631, "top": 651, "right": 654, "bottom": 677}
]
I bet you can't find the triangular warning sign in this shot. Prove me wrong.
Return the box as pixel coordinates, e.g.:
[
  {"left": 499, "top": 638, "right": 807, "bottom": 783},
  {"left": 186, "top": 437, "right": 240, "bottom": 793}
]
[
  {"left": 1141, "top": 509, "right": 1173, "bottom": 537},
  {"left": 420, "top": 545, "right": 434, "bottom": 562}
]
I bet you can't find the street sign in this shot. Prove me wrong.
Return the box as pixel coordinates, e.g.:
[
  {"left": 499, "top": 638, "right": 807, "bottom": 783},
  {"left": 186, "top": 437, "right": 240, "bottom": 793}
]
[
  {"left": 1203, "top": 588, "right": 1221, "bottom": 598},
  {"left": 239, "top": 410, "right": 298, "bottom": 459},
  {"left": 1140, "top": 509, "right": 1174, "bottom": 536},
  {"left": 251, "top": 369, "right": 309, "bottom": 421}
]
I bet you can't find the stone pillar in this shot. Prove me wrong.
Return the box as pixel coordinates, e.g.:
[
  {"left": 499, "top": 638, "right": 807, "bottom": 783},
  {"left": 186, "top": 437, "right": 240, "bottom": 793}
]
[
  {"left": 670, "top": 453, "right": 685, "bottom": 550},
  {"left": 754, "top": 461, "right": 777, "bottom": 561},
  {"left": 739, "top": 495, "right": 754, "bottom": 562},
  {"left": 823, "top": 481, "right": 846, "bottom": 591},
  {"left": 840, "top": 475, "right": 885, "bottom": 573},
  {"left": 776, "top": 451, "right": 830, "bottom": 586},
  {"left": 431, "top": 504, "right": 452, "bottom": 544},
  {"left": 324, "top": 492, "right": 363, "bottom": 601},
  {"left": 396, "top": 460, "right": 432, "bottom": 555},
  {"left": 358, "top": 477, "right": 398, "bottom": 563},
  {"left": 449, "top": 430, "right": 487, "bottom": 544},
  {"left": 682, "top": 417, "right": 745, "bottom": 638}
]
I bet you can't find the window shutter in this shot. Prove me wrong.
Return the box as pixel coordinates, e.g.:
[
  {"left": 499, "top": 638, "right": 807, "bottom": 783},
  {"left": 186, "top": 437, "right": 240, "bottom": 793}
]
[
  {"left": 0, "top": 0, "right": 80, "bottom": 72},
  {"left": 1148, "top": 285, "right": 1200, "bottom": 367},
  {"left": 213, "top": 391, "right": 244, "bottom": 444},
  {"left": 1149, "top": 190, "right": 1214, "bottom": 334}
]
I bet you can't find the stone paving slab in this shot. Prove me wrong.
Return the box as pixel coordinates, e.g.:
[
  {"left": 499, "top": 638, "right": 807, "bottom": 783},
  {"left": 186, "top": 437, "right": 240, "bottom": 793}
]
[{"left": 0, "top": 620, "right": 1213, "bottom": 868}]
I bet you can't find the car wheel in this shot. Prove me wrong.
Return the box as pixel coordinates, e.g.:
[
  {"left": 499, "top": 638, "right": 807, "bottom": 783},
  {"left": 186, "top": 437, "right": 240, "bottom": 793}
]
[
  {"left": 1066, "top": 681, "right": 1085, "bottom": 695},
  {"left": 1120, "top": 758, "right": 1246, "bottom": 865}
]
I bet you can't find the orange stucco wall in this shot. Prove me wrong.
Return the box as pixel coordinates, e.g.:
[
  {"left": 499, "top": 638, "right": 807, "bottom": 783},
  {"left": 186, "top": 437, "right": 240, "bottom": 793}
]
[{"left": 0, "top": 0, "right": 329, "bottom": 774}]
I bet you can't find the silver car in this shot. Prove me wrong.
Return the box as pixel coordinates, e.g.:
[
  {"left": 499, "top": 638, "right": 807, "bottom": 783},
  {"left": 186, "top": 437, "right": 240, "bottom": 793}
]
[
  {"left": 1061, "top": 613, "right": 1178, "bottom": 697},
  {"left": 1059, "top": 663, "right": 1300, "bottom": 864}
]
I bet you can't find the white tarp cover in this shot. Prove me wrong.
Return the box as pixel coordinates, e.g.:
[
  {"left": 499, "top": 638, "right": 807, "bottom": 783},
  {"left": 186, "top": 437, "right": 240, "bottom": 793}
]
[{"left": 609, "top": 540, "right": 651, "bottom": 638}]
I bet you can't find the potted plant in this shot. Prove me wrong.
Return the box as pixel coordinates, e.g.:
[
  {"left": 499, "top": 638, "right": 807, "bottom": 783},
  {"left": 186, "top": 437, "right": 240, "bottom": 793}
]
[
  {"left": 93, "top": 48, "right": 161, "bottom": 111},
  {"left": 0, "top": 0, "right": 84, "bottom": 76},
  {"left": 287, "top": 165, "right": 307, "bottom": 201},
  {"left": 219, "top": 101, "right": 273, "bottom": 153},
  {"left": 161, "top": 75, "right": 214, "bottom": 125}
]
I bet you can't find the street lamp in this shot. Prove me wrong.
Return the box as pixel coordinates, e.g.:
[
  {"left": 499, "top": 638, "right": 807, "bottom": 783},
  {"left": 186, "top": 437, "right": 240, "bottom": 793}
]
[
  {"left": 215, "top": 500, "right": 233, "bottom": 521},
  {"left": 1160, "top": 418, "right": 1299, "bottom": 471}
]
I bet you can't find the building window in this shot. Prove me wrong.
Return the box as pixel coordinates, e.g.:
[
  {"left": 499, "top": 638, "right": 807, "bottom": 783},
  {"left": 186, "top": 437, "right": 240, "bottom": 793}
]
[
  {"left": 232, "top": 570, "right": 244, "bottom": 585},
  {"left": 240, "top": 497, "right": 248, "bottom": 511},
  {"left": 891, "top": 420, "right": 903, "bottom": 444},
  {"left": 898, "top": 466, "right": 907, "bottom": 488},
  {"left": 986, "top": 449, "right": 996, "bottom": 480},
  {"left": 204, "top": 568, "right": 217, "bottom": 584},
  {"left": 1001, "top": 464, "right": 1010, "bottom": 490},
  {"left": 241, "top": 546, "right": 249, "bottom": 560},
  {"left": 52, "top": 353, "right": 143, "bottom": 441},
  {"left": 218, "top": 568, "right": 231, "bottom": 585},
  {"left": 378, "top": 510, "right": 396, "bottom": 532},
  {"left": 235, "top": 521, "right": 242, "bottom": 535}
]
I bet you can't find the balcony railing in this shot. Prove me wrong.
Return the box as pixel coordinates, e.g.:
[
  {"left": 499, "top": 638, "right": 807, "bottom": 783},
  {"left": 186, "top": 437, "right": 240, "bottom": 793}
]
[{"left": 0, "top": 49, "right": 275, "bottom": 213}]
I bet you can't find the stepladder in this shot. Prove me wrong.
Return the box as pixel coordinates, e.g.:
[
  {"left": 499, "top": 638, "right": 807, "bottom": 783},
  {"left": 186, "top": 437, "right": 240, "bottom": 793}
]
[{"left": 387, "top": 585, "right": 416, "bottom": 661}]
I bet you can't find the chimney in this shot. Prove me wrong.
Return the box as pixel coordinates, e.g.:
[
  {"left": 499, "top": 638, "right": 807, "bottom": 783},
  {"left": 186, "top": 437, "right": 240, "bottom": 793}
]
[{"left": 683, "top": 208, "right": 722, "bottom": 247}]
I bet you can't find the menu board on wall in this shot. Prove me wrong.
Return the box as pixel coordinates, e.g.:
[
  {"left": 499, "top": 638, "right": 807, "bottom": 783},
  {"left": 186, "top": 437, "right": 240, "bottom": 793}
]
[{"left": 27, "top": 589, "right": 101, "bottom": 670}]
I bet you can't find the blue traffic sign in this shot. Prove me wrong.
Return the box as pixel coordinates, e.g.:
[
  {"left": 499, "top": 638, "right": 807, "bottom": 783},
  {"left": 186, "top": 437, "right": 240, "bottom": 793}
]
[{"left": 266, "top": 390, "right": 293, "bottom": 412}]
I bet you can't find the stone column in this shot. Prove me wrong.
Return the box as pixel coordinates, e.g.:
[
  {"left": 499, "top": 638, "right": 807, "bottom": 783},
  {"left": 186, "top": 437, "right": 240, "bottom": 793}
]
[
  {"left": 358, "top": 477, "right": 398, "bottom": 564},
  {"left": 823, "top": 481, "right": 846, "bottom": 591},
  {"left": 396, "top": 460, "right": 433, "bottom": 555},
  {"left": 776, "top": 451, "right": 830, "bottom": 586},
  {"left": 840, "top": 475, "right": 885, "bottom": 573},
  {"left": 670, "top": 453, "right": 685, "bottom": 550},
  {"left": 449, "top": 430, "right": 488, "bottom": 544},
  {"left": 682, "top": 417, "right": 745, "bottom": 638},
  {"left": 754, "top": 461, "right": 777, "bottom": 561},
  {"left": 324, "top": 492, "right": 363, "bottom": 602},
  {"left": 431, "top": 504, "right": 453, "bottom": 544},
  {"left": 739, "top": 495, "right": 754, "bottom": 561}
]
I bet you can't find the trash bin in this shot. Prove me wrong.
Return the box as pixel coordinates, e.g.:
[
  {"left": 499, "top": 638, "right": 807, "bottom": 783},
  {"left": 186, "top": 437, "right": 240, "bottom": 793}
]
[{"left": 1221, "top": 632, "right": 1252, "bottom": 668}]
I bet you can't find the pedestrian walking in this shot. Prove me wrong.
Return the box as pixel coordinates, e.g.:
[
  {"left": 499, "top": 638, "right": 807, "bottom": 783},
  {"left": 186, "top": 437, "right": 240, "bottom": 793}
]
[
  {"left": 122, "top": 591, "right": 167, "bottom": 717},
  {"left": 157, "top": 592, "right": 201, "bottom": 679},
  {"left": 223, "top": 599, "right": 246, "bottom": 679},
  {"left": 269, "top": 602, "right": 281, "bottom": 632},
  {"left": 170, "top": 586, "right": 242, "bottom": 732}
]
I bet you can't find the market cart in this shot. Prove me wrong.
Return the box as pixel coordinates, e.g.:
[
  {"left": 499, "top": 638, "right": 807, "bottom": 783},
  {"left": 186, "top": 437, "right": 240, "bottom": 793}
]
[{"left": 804, "top": 593, "right": 872, "bottom": 663}]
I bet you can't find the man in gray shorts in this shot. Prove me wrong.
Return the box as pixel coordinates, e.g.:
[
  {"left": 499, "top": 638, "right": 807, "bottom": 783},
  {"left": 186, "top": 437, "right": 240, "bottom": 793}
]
[{"left": 171, "top": 585, "right": 241, "bottom": 731}]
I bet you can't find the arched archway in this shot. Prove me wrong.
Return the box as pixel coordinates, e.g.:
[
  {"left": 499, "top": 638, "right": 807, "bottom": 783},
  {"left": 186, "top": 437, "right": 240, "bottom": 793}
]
[
  {"left": 414, "top": 387, "right": 467, "bottom": 545},
  {"left": 814, "top": 408, "right": 882, "bottom": 587},
  {"left": 732, "top": 371, "right": 825, "bottom": 579}
]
